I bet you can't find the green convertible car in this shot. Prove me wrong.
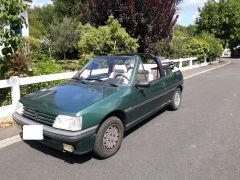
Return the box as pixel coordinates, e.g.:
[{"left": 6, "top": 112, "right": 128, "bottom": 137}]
[{"left": 13, "top": 53, "right": 183, "bottom": 158}]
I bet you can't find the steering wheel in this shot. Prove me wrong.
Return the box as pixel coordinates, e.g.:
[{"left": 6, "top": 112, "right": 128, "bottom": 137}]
[{"left": 114, "top": 74, "right": 130, "bottom": 83}]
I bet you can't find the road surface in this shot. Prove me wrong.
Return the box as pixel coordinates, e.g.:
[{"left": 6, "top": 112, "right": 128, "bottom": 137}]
[{"left": 0, "top": 58, "right": 239, "bottom": 180}]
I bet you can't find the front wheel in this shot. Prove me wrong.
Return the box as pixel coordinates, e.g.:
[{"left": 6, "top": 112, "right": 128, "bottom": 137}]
[
  {"left": 169, "top": 87, "right": 182, "bottom": 111},
  {"left": 93, "top": 116, "right": 124, "bottom": 159}
]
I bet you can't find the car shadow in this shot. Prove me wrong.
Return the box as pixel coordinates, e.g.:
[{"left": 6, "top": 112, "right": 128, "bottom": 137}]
[
  {"left": 124, "top": 108, "right": 166, "bottom": 138},
  {"left": 20, "top": 133, "right": 93, "bottom": 164},
  {"left": 20, "top": 108, "right": 168, "bottom": 163}
]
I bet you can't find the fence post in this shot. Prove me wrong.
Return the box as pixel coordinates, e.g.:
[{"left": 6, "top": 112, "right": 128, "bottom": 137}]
[
  {"left": 203, "top": 57, "right": 207, "bottom": 65},
  {"left": 179, "top": 58, "right": 183, "bottom": 69},
  {"left": 189, "top": 58, "right": 193, "bottom": 68},
  {"left": 10, "top": 76, "right": 21, "bottom": 108}
]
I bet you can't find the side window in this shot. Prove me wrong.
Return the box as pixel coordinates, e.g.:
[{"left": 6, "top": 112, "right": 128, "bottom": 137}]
[{"left": 141, "top": 57, "right": 161, "bottom": 82}]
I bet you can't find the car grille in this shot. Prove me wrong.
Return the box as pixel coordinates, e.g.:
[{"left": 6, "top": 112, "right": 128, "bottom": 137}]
[{"left": 22, "top": 108, "right": 56, "bottom": 126}]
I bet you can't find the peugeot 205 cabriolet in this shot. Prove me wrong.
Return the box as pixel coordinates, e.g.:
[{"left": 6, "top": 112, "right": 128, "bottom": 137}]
[{"left": 13, "top": 53, "right": 183, "bottom": 158}]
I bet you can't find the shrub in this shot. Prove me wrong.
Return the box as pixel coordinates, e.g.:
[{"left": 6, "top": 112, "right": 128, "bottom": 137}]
[
  {"left": 24, "top": 36, "right": 42, "bottom": 60},
  {"left": 200, "top": 32, "right": 223, "bottom": 61},
  {"left": 169, "top": 36, "right": 209, "bottom": 59},
  {"left": 78, "top": 16, "right": 139, "bottom": 65},
  {"left": 20, "top": 59, "right": 65, "bottom": 97}
]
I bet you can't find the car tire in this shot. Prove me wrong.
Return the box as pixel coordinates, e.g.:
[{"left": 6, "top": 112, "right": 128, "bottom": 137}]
[
  {"left": 169, "top": 87, "right": 182, "bottom": 111},
  {"left": 93, "top": 116, "right": 124, "bottom": 159}
]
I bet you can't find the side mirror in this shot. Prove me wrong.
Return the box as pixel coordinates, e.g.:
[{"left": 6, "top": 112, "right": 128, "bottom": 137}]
[{"left": 135, "top": 81, "right": 150, "bottom": 88}]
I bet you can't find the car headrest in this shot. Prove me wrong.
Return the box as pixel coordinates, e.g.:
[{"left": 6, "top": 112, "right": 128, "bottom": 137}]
[{"left": 114, "top": 65, "right": 127, "bottom": 73}]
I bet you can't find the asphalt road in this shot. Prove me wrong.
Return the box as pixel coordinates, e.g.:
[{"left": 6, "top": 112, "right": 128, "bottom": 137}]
[{"left": 0, "top": 58, "right": 239, "bottom": 180}]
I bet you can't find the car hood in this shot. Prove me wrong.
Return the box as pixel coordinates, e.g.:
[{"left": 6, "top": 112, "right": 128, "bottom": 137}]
[{"left": 21, "top": 81, "right": 118, "bottom": 115}]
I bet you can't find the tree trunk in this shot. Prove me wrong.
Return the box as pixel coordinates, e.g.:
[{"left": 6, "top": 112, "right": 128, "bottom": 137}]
[{"left": 64, "top": 52, "right": 67, "bottom": 64}]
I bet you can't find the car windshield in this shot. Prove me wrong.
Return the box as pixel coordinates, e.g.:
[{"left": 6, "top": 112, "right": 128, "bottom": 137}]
[{"left": 73, "top": 56, "right": 136, "bottom": 87}]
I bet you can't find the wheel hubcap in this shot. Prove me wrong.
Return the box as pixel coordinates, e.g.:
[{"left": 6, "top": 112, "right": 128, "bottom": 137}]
[
  {"left": 174, "top": 91, "right": 181, "bottom": 107},
  {"left": 103, "top": 125, "right": 120, "bottom": 150}
]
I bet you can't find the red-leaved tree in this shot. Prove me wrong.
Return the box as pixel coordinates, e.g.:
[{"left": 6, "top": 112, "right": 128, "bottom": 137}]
[{"left": 83, "top": 0, "right": 182, "bottom": 52}]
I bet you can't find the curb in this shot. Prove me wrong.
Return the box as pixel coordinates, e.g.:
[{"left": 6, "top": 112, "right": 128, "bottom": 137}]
[
  {"left": 0, "top": 135, "right": 21, "bottom": 150},
  {"left": 184, "top": 61, "right": 231, "bottom": 80},
  {"left": 0, "top": 61, "right": 232, "bottom": 150}
]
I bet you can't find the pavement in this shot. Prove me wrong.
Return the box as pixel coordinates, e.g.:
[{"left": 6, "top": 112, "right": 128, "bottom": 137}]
[{"left": 0, "top": 58, "right": 237, "bottom": 180}]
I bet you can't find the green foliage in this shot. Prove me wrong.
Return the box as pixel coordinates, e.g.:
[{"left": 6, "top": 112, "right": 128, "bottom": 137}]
[
  {"left": 78, "top": 16, "right": 139, "bottom": 64},
  {"left": 48, "top": 17, "right": 80, "bottom": 61},
  {"left": 84, "top": 0, "right": 182, "bottom": 53},
  {"left": 0, "top": 88, "right": 11, "bottom": 106},
  {"left": 28, "top": 5, "right": 55, "bottom": 39},
  {"left": 20, "top": 80, "right": 67, "bottom": 97},
  {"left": 0, "top": 0, "right": 27, "bottom": 78},
  {"left": 157, "top": 25, "right": 223, "bottom": 60},
  {"left": 59, "top": 60, "right": 81, "bottom": 71},
  {"left": 170, "top": 36, "right": 209, "bottom": 59},
  {"left": 33, "top": 59, "right": 62, "bottom": 76},
  {"left": 23, "top": 36, "right": 52, "bottom": 62},
  {"left": 53, "top": 0, "right": 85, "bottom": 22},
  {"left": 200, "top": 32, "right": 224, "bottom": 61},
  {"left": 24, "top": 36, "right": 42, "bottom": 59},
  {"left": 180, "top": 38, "right": 209, "bottom": 59},
  {"left": 155, "top": 39, "right": 172, "bottom": 58},
  {"left": 197, "top": 0, "right": 240, "bottom": 48},
  {"left": 174, "top": 25, "right": 198, "bottom": 37},
  {"left": 0, "top": 0, "right": 26, "bottom": 56},
  {"left": 19, "top": 59, "right": 65, "bottom": 98}
]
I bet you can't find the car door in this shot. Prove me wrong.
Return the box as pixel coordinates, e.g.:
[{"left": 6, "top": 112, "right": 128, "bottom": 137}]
[{"left": 125, "top": 60, "right": 168, "bottom": 128}]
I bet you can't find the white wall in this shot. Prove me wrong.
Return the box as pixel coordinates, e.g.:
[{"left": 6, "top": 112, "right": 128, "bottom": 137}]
[
  {"left": 20, "top": 10, "right": 30, "bottom": 37},
  {"left": 0, "top": 2, "right": 31, "bottom": 56}
]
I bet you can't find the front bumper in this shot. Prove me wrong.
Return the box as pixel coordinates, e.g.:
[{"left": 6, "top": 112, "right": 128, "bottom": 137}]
[{"left": 12, "top": 112, "right": 98, "bottom": 154}]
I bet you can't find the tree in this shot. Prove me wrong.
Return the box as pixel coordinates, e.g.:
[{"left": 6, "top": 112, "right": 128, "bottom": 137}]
[
  {"left": 0, "top": 0, "right": 26, "bottom": 57},
  {"left": 0, "top": 0, "right": 27, "bottom": 78},
  {"left": 196, "top": 0, "right": 240, "bottom": 49},
  {"left": 83, "top": 0, "right": 182, "bottom": 53},
  {"left": 157, "top": 25, "right": 223, "bottom": 60},
  {"left": 78, "top": 16, "right": 139, "bottom": 64},
  {"left": 48, "top": 17, "right": 80, "bottom": 61},
  {"left": 53, "top": 0, "right": 86, "bottom": 22},
  {"left": 28, "top": 5, "right": 56, "bottom": 39}
]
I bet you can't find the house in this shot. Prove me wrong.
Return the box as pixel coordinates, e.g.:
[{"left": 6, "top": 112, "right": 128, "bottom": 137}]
[
  {"left": 20, "top": 0, "right": 33, "bottom": 37},
  {"left": 0, "top": 0, "right": 32, "bottom": 56}
]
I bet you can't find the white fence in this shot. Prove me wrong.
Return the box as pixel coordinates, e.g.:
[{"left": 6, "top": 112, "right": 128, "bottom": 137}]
[
  {"left": 0, "top": 57, "right": 218, "bottom": 119},
  {"left": 163, "top": 57, "right": 219, "bottom": 71},
  {"left": 0, "top": 72, "right": 77, "bottom": 119}
]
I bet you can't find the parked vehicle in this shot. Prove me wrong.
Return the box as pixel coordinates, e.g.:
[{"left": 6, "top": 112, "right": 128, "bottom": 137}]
[{"left": 13, "top": 53, "right": 184, "bottom": 158}]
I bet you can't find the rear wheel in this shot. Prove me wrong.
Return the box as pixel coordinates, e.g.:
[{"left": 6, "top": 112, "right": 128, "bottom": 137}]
[
  {"left": 93, "top": 116, "right": 124, "bottom": 158},
  {"left": 169, "top": 87, "right": 182, "bottom": 110}
]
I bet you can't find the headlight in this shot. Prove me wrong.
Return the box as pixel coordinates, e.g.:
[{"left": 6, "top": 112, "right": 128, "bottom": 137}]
[
  {"left": 16, "top": 102, "right": 24, "bottom": 115},
  {"left": 53, "top": 115, "right": 82, "bottom": 131}
]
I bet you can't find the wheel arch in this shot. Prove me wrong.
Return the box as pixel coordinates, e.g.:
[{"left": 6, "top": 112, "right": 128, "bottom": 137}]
[
  {"left": 99, "top": 110, "right": 126, "bottom": 129},
  {"left": 178, "top": 85, "right": 183, "bottom": 92}
]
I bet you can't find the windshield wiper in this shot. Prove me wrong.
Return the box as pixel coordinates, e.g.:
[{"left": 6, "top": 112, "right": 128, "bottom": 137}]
[
  {"left": 71, "top": 77, "right": 88, "bottom": 84},
  {"left": 106, "top": 82, "right": 118, "bottom": 87},
  {"left": 85, "top": 78, "right": 118, "bottom": 87},
  {"left": 85, "top": 78, "right": 103, "bottom": 82}
]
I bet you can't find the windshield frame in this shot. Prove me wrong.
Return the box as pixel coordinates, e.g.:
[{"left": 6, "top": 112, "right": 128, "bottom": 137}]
[{"left": 73, "top": 55, "right": 140, "bottom": 87}]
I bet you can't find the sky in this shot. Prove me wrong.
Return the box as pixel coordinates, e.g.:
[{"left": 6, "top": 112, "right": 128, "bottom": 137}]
[{"left": 32, "top": 0, "right": 208, "bottom": 26}]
